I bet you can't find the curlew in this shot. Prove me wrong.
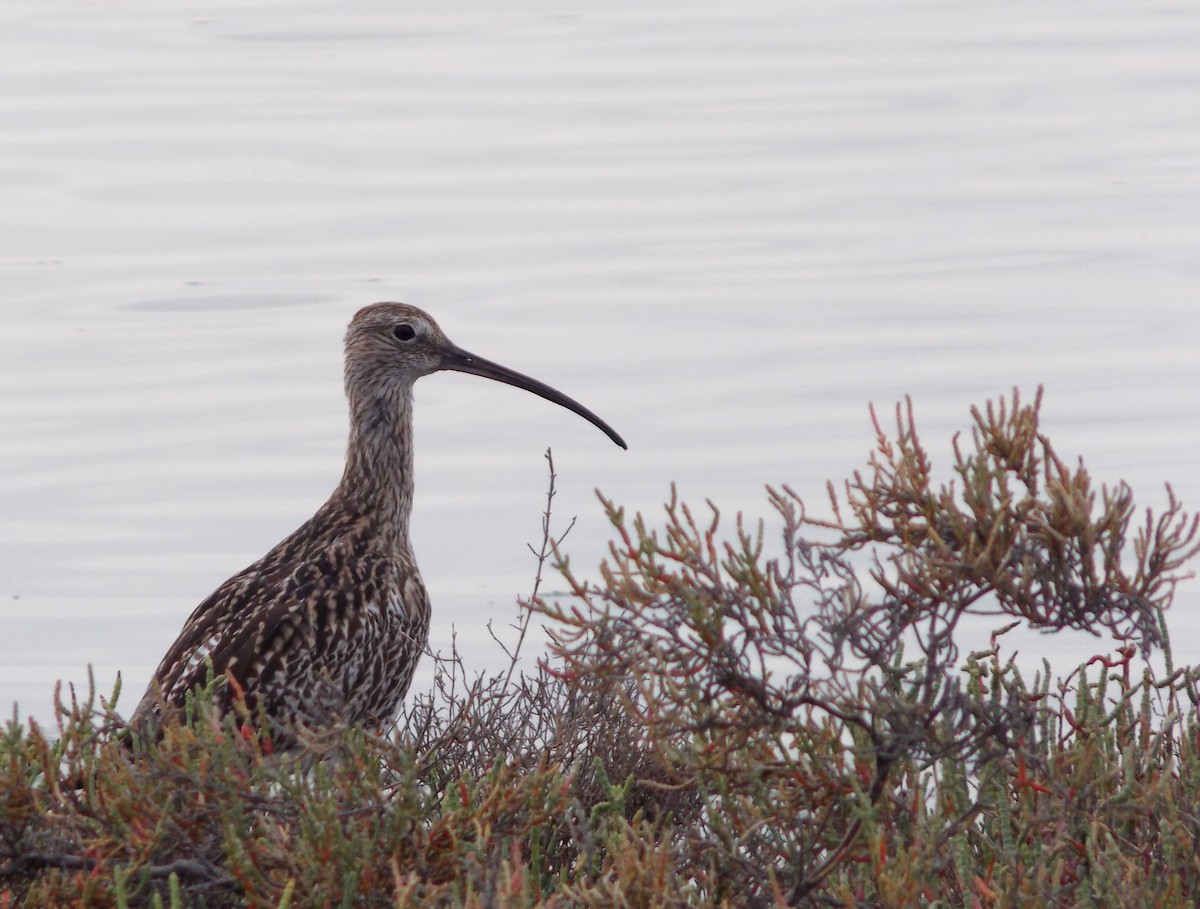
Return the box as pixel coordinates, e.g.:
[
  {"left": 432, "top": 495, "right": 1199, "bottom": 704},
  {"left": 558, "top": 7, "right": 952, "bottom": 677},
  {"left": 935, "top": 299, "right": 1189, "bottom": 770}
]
[{"left": 132, "top": 302, "right": 625, "bottom": 741}]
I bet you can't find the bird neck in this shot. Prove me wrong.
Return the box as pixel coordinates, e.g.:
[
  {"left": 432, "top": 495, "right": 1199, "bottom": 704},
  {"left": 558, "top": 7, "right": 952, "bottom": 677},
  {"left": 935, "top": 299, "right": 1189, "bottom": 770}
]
[{"left": 338, "top": 383, "right": 416, "bottom": 543}]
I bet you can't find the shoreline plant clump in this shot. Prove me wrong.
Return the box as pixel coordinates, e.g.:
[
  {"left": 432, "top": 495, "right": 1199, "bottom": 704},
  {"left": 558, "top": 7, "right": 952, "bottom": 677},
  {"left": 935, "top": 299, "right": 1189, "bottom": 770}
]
[{"left": 3, "top": 387, "right": 1200, "bottom": 907}]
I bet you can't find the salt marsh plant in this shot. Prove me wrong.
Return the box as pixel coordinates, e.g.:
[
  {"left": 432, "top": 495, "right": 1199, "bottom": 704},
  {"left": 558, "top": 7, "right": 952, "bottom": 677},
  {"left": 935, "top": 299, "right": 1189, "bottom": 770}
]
[{"left": 3, "top": 388, "right": 1198, "bottom": 907}]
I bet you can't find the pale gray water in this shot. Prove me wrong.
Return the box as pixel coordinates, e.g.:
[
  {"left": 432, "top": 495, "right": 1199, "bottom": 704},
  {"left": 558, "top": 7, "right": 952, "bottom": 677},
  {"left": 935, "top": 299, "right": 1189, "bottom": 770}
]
[{"left": 2, "top": 0, "right": 1198, "bottom": 723}]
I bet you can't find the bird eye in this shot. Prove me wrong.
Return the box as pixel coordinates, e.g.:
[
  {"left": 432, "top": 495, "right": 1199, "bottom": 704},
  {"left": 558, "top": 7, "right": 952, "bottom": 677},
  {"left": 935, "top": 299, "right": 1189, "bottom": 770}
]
[{"left": 392, "top": 323, "right": 417, "bottom": 342}]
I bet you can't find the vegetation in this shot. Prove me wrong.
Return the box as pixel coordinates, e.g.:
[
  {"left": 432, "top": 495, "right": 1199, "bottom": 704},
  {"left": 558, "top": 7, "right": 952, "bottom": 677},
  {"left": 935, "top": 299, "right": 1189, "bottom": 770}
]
[{"left": 3, "top": 387, "right": 1200, "bottom": 908}]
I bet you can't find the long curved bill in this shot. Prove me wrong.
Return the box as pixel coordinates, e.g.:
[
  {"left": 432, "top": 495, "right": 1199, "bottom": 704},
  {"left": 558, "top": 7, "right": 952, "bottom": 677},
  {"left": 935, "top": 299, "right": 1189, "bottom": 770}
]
[{"left": 440, "top": 345, "right": 627, "bottom": 450}]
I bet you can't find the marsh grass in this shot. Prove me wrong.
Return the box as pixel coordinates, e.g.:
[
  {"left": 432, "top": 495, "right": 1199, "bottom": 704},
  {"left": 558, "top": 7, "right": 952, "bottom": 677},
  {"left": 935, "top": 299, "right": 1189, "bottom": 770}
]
[{"left": 3, "top": 388, "right": 1200, "bottom": 908}]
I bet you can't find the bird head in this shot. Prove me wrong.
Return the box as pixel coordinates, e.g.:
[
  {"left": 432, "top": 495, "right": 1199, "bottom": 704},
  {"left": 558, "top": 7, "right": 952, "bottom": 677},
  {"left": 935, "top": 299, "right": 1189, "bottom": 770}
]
[{"left": 344, "top": 302, "right": 627, "bottom": 449}]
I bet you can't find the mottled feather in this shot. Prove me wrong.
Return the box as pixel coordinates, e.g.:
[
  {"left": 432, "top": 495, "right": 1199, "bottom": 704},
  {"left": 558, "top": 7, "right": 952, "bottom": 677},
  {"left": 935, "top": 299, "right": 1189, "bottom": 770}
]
[{"left": 133, "top": 302, "right": 625, "bottom": 743}]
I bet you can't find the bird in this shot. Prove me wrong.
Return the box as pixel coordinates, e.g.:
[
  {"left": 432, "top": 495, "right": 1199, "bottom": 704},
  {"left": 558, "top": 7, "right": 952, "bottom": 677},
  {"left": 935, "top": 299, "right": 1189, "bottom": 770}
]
[{"left": 131, "top": 302, "right": 626, "bottom": 743}]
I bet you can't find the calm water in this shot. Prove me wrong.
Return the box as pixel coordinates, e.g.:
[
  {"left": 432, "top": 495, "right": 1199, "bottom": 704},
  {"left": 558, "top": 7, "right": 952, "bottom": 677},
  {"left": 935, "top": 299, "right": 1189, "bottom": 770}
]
[{"left": 2, "top": 0, "right": 1199, "bottom": 723}]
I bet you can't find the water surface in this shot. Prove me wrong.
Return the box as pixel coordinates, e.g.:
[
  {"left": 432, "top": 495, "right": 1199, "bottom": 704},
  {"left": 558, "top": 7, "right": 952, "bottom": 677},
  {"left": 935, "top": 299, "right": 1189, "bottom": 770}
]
[{"left": 2, "top": 0, "right": 1198, "bottom": 723}]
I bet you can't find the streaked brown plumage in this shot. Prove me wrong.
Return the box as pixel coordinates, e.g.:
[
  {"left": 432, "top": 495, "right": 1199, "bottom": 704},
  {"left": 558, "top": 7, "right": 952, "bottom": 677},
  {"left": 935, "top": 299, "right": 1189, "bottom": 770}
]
[{"left": 132, "top": 302, "right": 625, "bottom": 740}]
